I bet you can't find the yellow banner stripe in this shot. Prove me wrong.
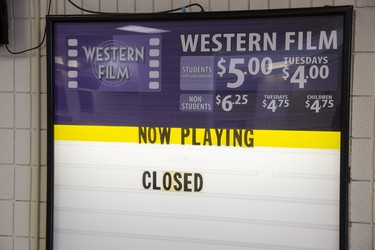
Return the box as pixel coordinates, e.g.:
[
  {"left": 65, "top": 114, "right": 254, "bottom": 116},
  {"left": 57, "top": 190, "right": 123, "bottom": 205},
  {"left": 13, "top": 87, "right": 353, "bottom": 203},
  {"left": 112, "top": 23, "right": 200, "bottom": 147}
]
[
  {"left": 254, "top": 130, "right": 339, "bottom": 149},
  {"left": 54, "top": 125, "right": 139, "bottom": 143},
  {"left": 54, "top": 125, "right": 340, "bottom": 149}
]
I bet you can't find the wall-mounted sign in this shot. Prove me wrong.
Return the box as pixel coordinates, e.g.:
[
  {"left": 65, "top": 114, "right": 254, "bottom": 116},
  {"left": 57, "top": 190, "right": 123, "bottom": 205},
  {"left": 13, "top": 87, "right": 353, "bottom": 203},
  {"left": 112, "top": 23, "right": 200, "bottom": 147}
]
[{"left": 47, "top": 6, "right": 352, "bottom": 250}]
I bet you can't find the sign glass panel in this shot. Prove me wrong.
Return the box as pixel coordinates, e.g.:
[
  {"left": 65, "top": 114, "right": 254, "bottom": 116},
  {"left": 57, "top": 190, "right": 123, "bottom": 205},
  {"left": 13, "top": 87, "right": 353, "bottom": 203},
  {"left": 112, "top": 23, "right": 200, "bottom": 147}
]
[{"left": 48, "top": 7, "right": 351, "bottom": 250}]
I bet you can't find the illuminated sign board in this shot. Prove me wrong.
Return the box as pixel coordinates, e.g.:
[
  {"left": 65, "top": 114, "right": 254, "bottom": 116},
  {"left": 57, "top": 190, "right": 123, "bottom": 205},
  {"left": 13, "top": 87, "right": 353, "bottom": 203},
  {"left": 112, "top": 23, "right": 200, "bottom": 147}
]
[{"left": 47, "top": 6, "right": 352, "bottom": 250}]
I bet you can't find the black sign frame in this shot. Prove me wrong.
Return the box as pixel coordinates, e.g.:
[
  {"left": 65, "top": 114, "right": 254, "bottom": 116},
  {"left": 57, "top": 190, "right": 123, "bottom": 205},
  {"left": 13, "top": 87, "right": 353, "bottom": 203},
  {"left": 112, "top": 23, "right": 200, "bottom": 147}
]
[{"left": 47, "top": 6, "right": 352, "bottom": 250}]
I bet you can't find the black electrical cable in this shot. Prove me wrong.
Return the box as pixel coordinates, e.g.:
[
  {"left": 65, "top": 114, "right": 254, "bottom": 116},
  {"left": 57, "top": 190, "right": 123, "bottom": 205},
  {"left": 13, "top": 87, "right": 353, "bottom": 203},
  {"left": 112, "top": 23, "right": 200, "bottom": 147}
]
[
  {"left": 66, "top": 0, "right": 104, "bottom": 14},
  {"left": 67, "top": 0, "right": 205, "bottom": 14},
  {"left": 5, "top": 0, "right": 52, "bottom": 54},
  {"left": 158, "top": 3, "right": 206, "bottom": 13},
  {"left": 5, "top": 0, "right": 205, "bottom": 55}
]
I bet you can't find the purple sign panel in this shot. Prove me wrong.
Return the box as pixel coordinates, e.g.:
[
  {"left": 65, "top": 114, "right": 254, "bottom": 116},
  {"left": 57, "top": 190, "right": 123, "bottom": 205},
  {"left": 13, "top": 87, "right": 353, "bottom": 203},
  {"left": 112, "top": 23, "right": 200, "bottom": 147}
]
[{"left": 52, "top": 14, "right": 345, "bottom": 130}]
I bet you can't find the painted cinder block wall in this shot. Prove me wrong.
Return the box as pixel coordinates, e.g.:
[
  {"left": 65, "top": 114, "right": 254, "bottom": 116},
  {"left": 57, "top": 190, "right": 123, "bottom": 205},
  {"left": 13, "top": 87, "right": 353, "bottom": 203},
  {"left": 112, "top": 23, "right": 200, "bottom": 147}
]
[{"left": 0, "top": 0, "right": 373, "bottom": 249}]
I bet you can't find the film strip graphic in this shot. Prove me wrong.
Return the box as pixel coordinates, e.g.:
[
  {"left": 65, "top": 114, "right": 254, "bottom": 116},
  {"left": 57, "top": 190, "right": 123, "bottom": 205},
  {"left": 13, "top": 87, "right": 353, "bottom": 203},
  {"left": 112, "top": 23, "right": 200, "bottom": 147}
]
[
  {"left": 67, "top": 39, "right": 79, "bottom": 89},
  {"left": 148, "top": 37, "right": 161, "bottom": 90}
]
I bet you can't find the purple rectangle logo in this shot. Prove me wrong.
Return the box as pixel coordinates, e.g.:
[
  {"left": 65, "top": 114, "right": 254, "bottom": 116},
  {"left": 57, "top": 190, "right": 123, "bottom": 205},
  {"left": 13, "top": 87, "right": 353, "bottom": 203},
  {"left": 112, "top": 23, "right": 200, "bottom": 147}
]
[{"left": 64, "top": 35, "right": 162, "bottom": 92}]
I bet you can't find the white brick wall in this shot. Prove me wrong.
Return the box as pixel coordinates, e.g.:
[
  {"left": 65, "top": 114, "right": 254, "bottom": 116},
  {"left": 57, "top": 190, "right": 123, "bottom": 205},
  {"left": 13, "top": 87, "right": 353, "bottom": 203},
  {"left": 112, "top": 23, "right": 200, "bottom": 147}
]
[
  {"left": 0, "top": 58, "right": 14, "bottom": 92},
  {"left": 357, "top": 0, "right": 375, "bottom": 7},
  {"left": 0, "top": 129, "right": 14, "bottom": 164},
  {"left": 269, "top": 0, "right": 290, "bottom": 8},
  {"left": 350, "top": 181, "right": 372, "bottom": 222},
  {"left": 350, "top": 0, "right": 375, "bottom": 249},
  {"left": 250, "top": 0, "right": 269, "bottom": 9},
  {"left": 355, "top": 8, "right": 375, "bottom": 52},
  {"left": 352, "top": 97, "right": 374, "bottom": 138},
  {"left": 0, "top": 201, "right": 13, "bottom": 235},
  {"left": 353, "top": 53, "right": 375, "bottom": 95},
  {"left": 82, "top": 0, "right": 100, "bottom": 12},
  {"left": 0, "top": 237, "right": 12, "bottom": 250},
  {"left": 154, "top": 0, "right": 172, "bottom": 12},
  {"left": 0, "top": 0, "right": 43, "bottom": 249},
  {"left": 0, "top": 93, "right": 14, "bottom": 128},
  {"left": 312, "top": 0, "right": 333, "bottom": 6},
  {"left": 100, "top": 0, "right": 117, "bottom": 12},
  {"left": 0, "top": 166, "right": 14, "bottom": 199},
  {"left": 351, "top": 139, "right": 373, "bottom": 180},
  {"left": 350, "top": 223, "right": 372, "bottom": 249},
  {"left": 291, "top": 0, "right": 312, "bottom": 8},
  {"left": 0, "top": 0, "right": 373, "bottom": 249},
  {"left": 335, "top": 0, "right": 355, "bottom": 5}
]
